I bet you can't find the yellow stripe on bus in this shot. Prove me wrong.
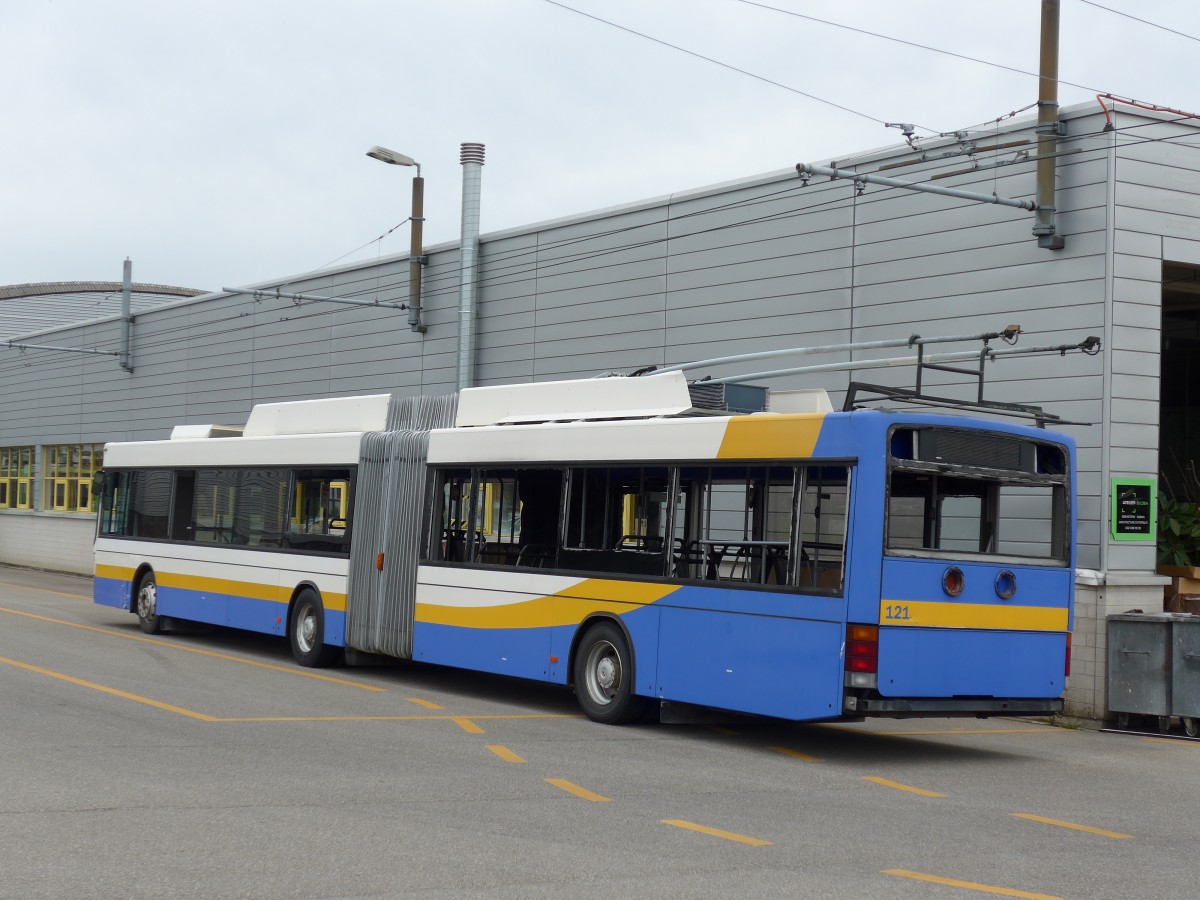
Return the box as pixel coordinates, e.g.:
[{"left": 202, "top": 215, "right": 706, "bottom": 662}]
[
  {"left": 716, "top": 414, "right": 823, "bottom": 459},
  {"left": 96, "top": 565, "right": 346, "bottom": 612},
  {"left": 415, "top": 579, "right": 679, "bottom": 630},
  {"left": 95, "top": 563, "right": 136, "bottom": 582},
  {"left": 879, "top": 599, "right": 1068, "bottom": 632}
]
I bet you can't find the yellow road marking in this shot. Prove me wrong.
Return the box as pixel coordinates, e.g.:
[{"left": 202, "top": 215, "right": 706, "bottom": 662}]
[
  {"left": 707, "top": 726, "right": 738, "bottom": 736},
  {"left": 769, "top": 746, "right": 822, "bottom": 762},
  {"left": 545, "top": 778, "right": 611, "bottom": 802},
  {"left": 1141, "top": 736, "right": 1200, "bottom": 748},
  {"left": 1011, "top": 813, "right": 1133, "bottom": 839},
  {"left": 407, "top": 697, "right": 444, "bottom": 709},
  {"left": 883, "top": 729, "right": 1057, "bottom": 736},
  {"left": 0, "top": 605, "right": 384, "bottom": 692},
  {"left": 0, "top": 581, "right": 90, "bottom": 601},
  {"left": 0, "top": 652, "right": 580, "bottom": 725},
  {"left": 883, "top": 869, "right": 1060, "bottom": 899},
  {"left": 487, "top": 744, "right": 526, "bottom": 763},
  {"left": 661, "top": 819, "right": 772, "bottom": 846},
  {"left": 215, "top": 713, "right": 579, "bottom": 723},
  {"left": 864, "top": 776, "right": 945, "bottom": 798},
  {"left": 0, "top": 655, "right": 217, "bottom": 721}
]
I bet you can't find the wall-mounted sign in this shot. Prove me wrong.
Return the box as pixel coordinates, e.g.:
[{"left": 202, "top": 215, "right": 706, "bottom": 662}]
[{"left": 1111, "top": 478, "right": 1157, "bottom": 541}]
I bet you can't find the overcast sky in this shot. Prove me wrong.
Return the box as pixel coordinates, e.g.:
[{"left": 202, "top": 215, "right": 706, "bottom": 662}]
[{"left": 3, "top": 0, "right": 1198, "bottom": 292}]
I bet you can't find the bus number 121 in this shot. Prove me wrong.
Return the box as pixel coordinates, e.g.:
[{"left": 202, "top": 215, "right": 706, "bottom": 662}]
[{"left": 884, "top": 604, "right": 912, "bottom": 622}]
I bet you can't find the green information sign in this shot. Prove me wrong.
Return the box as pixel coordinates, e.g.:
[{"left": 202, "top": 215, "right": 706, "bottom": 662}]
[{"left": 1111, "top": 478, "right": 1157, "bottom": 541}]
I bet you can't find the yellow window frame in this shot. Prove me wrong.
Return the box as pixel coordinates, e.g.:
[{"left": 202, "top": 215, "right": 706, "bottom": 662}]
[
  {"left": 0, "top": 446, "right": 34, "bottom": 510},
  {"left": 41, "top": 443, "right": 103, "bottom": 513}
]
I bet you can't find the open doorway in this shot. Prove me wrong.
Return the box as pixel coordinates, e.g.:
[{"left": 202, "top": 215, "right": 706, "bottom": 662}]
[{"left": 1161, "top": 262, "right": 1200, "bottom": 496}]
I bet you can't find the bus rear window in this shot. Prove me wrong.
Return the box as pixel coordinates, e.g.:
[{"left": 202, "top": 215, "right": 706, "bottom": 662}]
[{"left": 887, "top": 470, "right": 1066, "bottom": 562}]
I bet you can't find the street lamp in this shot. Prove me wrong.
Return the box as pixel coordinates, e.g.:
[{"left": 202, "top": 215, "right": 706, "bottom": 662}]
[
  {"left": 367, "top": 145, "right": 426, "bottom": 332},
  {"left": 366, "top": 146, "right": 420, "bottom": 175}
]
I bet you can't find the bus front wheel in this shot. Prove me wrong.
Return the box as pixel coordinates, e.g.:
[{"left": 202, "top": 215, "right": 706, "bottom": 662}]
[
  {"left": 574, "top": 621, "right": 649, "bottom": 725},
  {"left": 135, "top": 572, "right": 163, "bottom": 635},
  {"left": 289, "top": 589, "right": 340, "bottom": 667}
]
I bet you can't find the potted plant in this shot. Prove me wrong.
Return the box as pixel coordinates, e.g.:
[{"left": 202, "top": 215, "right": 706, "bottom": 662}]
[{"left": 1158, "top": 491, "right": 1200, "bottom": 613}]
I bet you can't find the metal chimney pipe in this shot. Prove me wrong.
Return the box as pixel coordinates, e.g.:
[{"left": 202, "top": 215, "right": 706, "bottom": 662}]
[
  {"left": 1033, "top": 0, "right": 1066, "bottom": 250},
  {"left": 456, "top": 142, "right": 485, "bottom": 392},
  {"left": 120, "top": 258, "right": 134, "bottom": 372}
]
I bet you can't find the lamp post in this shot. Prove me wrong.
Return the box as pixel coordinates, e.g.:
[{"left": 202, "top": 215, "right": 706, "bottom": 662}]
[{"left": 366, "top": 145, "right": 427, "bottom": 332}]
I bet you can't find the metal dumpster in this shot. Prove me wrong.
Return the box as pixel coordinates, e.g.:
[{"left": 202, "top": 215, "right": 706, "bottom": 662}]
[
  {"left": 1108, "top": 612, "right": 1200, "bottom": 735},
  {"left": 1172, "top": 615, "right": 1200, "bottom": 737}
]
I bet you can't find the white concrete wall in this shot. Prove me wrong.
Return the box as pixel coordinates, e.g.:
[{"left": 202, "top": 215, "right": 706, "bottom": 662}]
[{"left": 0, "top": 513, "right": 96, "bottom": 576}]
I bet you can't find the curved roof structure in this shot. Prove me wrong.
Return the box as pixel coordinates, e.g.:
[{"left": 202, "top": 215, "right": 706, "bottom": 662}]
[{"left": 0, "top": 281, "right": 208, "bottom": 341}]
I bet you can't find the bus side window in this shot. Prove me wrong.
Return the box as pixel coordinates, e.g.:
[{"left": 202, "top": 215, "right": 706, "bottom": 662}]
[
  {"left": 563, "top": 466, "right": 668, "bottom": 577},
  {"left": 192, "top": 470, "right": 238, "bottom": 544},
  {"left": 430, "top": 468, "right": 473, "bottom": 562},
  {"left": 673, "top": 465, "right": 792, "bottom": 586},
  {"left": 285, "top": 468, "right": 353, "bottom": 553},
  {"left": 97, "top": 471, "right": 130, "bottom": 536},
  {"left": 171, "top": 472, "right": 195, "bottom": 541},
  {"left": 128, "top": 470, "right": 172, "bottom": 539},
  {"left": 237, "top": 469, "right": 288, "bottom": 548},
  {"left": 795, "top": 466, "right": 850, "bottom": 594}
]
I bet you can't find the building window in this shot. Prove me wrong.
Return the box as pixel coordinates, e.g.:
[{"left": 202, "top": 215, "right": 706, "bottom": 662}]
[
  {"left": 42, "top": 443, "right": 104, "bottom": 513},
  {"left": 0, "top": 446, "right": 34, "bottom": 510}
]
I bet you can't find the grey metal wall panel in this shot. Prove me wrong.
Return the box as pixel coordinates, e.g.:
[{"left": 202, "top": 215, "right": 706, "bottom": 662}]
[
  {"left": 1117, "top": 206, "right": 1200, "bottom": 241},
  {"left": 1109, "top": 422, "right": 1159, "bottom": 451},
  {"left": 1116, "top": 229, "right": 1163, "bottom": 257},
  {"left": 1113, "top": 253, "right": 1164, "bottom": 282},
  {"left": 1111, "top": 324, "right": 1160, "bottom": 355},
  {"left": 1110, "top": 447, "right": 1158, "bottom": 472},
  {"left": 1112, "top": 301, "right": 1158, "bottom": 328},
  {"left": 1110, "top": 398, "right": 1159, "bottom": 426},
  {"left": 1163, "top": 236, "right": 1200, "bottom": 265},
  {"left": 1111, "top": 373, "right": 1158, "bottom": 401},
  {"left": 1111, "top": 349, "right": 1159, "bottom": 377}
]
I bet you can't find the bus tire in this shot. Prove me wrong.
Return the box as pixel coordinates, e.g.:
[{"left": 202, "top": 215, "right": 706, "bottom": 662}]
[
  {"left": 574, "top": 621, "right": 649, "bottom": 725},
  {"left": 135, "top": 571, "right": 164, "bottom": 635},
  {"left": 290, "top": 588, "right": 340, "bottom": 667}
]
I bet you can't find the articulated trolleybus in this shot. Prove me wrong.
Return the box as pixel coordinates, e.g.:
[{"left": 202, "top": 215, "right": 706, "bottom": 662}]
[{"left": 95, "top": 369, "right": 1075, "bottom": 725}]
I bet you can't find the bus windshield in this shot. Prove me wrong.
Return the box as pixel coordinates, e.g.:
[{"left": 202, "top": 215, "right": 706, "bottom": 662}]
[{"left": 885, "top": 426, "right": 1069, "bottom": 564}]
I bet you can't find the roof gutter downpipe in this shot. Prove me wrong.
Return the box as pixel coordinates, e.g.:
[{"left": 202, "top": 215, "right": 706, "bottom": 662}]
[
  {"left": 456, "top": 142, "right": 485, "bottom": 392},
  {"left": 1033, "top": 0, "right": 1066, "bottom": 250}
]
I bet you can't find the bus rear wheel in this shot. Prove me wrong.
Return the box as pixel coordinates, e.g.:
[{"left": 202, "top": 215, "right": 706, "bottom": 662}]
[
  {"left": 135, "top": 572, "right": 163, "bottom": 635},
  {"left": 289, "top": 589, "right": 340, "bottom": 667},
  {"left": 574, "top": 621, "right": 649, "bottom": 725}
]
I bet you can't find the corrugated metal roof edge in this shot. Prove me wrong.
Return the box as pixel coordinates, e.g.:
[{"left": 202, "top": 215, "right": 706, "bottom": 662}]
[{"left": 0, "top": 281, "right": 206, "bottom": 301}]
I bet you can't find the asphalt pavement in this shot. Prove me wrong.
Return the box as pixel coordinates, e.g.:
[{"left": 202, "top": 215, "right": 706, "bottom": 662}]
[{"left": 0, "top": 565, "right": 1195, "bottom": 899}]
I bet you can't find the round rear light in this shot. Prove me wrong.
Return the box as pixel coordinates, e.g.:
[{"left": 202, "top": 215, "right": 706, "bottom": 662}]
[
  {"left": 942, "top": 566, "right": 964, "bottom": 597},
  {"left": 995, "top": 570, "right": 1017, "bottom": 600}
]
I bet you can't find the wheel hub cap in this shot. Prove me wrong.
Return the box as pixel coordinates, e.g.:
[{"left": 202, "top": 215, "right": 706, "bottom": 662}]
[
  {"left": 138, "top": 585, "right": 156, "bottom": 619},
  {"left": 596, "top": 657, "right": 616, "bottom": 691}
]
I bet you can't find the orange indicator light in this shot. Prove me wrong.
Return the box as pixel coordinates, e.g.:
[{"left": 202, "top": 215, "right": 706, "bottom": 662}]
[{"left": 848, "top": 624, "right": 878, "bottom": 642}]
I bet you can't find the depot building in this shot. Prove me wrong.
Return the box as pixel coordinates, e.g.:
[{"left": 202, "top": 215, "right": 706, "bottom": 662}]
[{"left": 2, "top": 101, "right": 1197, "bottom": 721}]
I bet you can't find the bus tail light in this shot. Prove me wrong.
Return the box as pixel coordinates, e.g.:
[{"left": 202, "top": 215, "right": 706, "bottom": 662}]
[
  {"left": 846, "top": 624, "right": 878, "bottom": 684},
  {"left": 942, "top": 567, "right": 964, "bottom": 597},
  {"left": 1065, "top": 632, "right": 1072, "bottom": 678}
]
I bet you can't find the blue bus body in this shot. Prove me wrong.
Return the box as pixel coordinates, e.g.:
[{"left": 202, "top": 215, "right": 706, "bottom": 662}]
[{"left": 95, "top": 388, "right": 1075, "bottom": 724}]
